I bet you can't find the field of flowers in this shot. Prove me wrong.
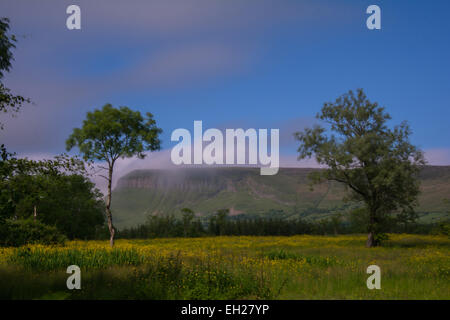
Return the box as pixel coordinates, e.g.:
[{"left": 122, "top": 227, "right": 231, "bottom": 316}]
[{"left": 0, "top": 234, "right": 449, "bottom": 299}]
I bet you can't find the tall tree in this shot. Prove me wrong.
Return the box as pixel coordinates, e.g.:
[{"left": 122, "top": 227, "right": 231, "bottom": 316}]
[
  {"left": 66, "top": 104, "right": 162, "bottom": 246},
  {"left": 295, "top": 89, "right": 425, "bottom": 247},
  {"left": 181, "top": 208, "right": 195, "bottom": 237}
]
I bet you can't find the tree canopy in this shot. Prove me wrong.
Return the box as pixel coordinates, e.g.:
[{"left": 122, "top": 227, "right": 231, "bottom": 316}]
[
  {"left": 0, "top": 17, "right": 29, "bottom": 129},
  {"left": 295, "top": 89, "right": 426, "bottom": 247},
  {"left": 66, "top": 104, "right": 162, "bottom": 164},
  {"left": 0, "top": 153, "right": 105, "bottom": 240}
]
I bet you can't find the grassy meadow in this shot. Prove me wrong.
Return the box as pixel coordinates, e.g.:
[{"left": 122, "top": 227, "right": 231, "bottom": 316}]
[{"left": 0, "top": 234, "right": 449, "bottom": 300}]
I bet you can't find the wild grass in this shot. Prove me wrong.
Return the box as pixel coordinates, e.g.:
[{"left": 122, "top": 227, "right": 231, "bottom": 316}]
[{"left": 0, "top": 234, "right": 448, "bottom": 299}]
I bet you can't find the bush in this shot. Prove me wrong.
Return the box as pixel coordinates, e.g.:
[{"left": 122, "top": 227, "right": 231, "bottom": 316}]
[
  {"left": 0, "top": 218, "right": 66, "bottom": 247},
  {"left": 432, "top": 220, "right": 450, "bottom": 237}
]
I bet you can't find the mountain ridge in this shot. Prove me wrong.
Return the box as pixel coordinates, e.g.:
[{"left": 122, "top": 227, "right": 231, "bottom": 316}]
[{"left": 111, "top": 166, "right": 450, "bottom": 229}]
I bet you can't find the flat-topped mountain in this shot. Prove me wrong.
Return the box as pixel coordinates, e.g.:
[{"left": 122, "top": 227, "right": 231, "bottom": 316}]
[{"left": 112, "top": 166, "right": 450, "bottom": 229}]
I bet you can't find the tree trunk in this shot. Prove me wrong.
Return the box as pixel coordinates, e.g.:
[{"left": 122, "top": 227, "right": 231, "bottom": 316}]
[
  {"left": 366, "top": 209, "right": 378, "bottom": 248},
  {"left": 366, "top": 231, "right": 376, "bottom": 247},
  {"left": 106, "top": 164, "right": 115, "bottom": 247},
  {"left": 33, "top": 205, "right": 37, "bottom": 221}
]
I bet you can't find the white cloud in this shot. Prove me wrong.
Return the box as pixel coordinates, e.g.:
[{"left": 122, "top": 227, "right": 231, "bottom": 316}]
[{"left": 9, "top": 146, "right": 450, "bottom": 198}]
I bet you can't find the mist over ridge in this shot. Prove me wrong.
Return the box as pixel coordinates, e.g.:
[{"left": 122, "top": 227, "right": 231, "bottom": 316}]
[{"left": 111, "top": 166, "right": 450, "bottom": 229}]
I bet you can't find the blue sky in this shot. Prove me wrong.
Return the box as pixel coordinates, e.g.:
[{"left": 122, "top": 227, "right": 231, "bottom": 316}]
[{"left": 1, "top": 0, "right": 450, "bottom": 171}]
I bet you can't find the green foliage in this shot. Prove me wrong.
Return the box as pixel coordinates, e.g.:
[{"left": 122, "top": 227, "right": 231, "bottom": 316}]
[
  {"left": 5, "top": 251, "right": 278, "bottom": 300},
  {"left": 265, "top": 249, "right": 340, "bottom": 267},
  {"left": 0, "top": 17, "right": 16, "bottom": 77},
  {"left": 119, "top": 211, "right": 445, "bottom": 239},
  {"left": 181, "top": 208, "right": 195, "bottom": 237},
  {"left": 348, "top": 207, "right": 369, "bottom": 233},
  {"left": 8, "top": 247, "right": 142, "bottom": 271},
  {"left": 396, "top": 208, "right": 419, "bottom": 233},
  {"left": 431, "top": 199, "right": 450, "bottom": 237},
  {"left": 374, "top": 232, "right": 390, "bottom": 244},
  {"left": 0, "top": 266, "right": 71, "bottom": 300},
  {"left": 119, "top": 215, "right": 322, "bottom": 238},
  {"left": 0, "top": 17, "right": 30, "bottom": 129},
  {"left": 432, "top": 221, "right": 450, "bottom": 237},
  {"left": 295, "top": 89, "right": 426, "bottom": 246},
  {"left": 209, "top": 208, "right": 230, "bottom": 235},
  {"left": 66, "top": 104, "right": 162, "bottom": 162},
  {"left": 0, "top": 219, "right": 66, "bottom": 247},
  {"left": 37, "top": 174, "right": 105, "bottom": 239},
  {"left": 119, "top": 213, "right": 205, "bottom": 238},
  {"left": 0, "top": 154, "right": 105, "bottom": 239}
]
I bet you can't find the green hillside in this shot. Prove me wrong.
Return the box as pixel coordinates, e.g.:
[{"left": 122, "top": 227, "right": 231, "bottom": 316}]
[{"left": 111, "top": 166, "right": 450, "bottom": 229}]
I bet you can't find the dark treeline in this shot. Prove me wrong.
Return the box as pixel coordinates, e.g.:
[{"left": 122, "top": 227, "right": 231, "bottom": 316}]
[
  {"left": 0, "top": 151, "right": 107, "bottom": 246},
  {"left": 117, "top": 209, "right": 449, "bottom": 239}
]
